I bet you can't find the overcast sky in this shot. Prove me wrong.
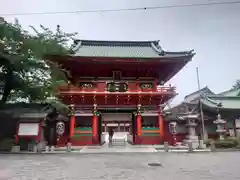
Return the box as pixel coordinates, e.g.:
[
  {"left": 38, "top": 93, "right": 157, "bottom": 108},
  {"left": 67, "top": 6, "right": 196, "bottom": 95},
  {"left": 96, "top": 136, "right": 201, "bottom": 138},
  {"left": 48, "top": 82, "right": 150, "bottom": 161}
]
[{"left": 1, "top": 0, "right": 240, "bottom": 105}]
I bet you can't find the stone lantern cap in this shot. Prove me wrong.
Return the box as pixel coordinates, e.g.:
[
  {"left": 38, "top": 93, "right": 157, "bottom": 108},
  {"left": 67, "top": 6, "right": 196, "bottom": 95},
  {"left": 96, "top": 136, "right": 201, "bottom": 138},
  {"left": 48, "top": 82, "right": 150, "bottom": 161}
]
[
  {"left": 186, "top": 114, "right": 199, "bottom": 119},
  {"left": 216, "top": 129, "right": 227, "bottom": 133},
  {"left": 213, "top": 119, "right": 226, "bottom": 124},
  {"left": 213, "top": 114, "right": 226, "bottom": 124},
  {"left": 180, "top": 114, "right": 199, "bottom": 120}
]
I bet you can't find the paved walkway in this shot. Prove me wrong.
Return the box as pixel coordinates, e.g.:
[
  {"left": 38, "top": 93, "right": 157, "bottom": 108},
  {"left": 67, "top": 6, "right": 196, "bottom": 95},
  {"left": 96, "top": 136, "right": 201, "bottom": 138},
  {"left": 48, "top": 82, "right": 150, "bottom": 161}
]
[{"left": 1, "top": 152, "right": 240, "bottom": 179}]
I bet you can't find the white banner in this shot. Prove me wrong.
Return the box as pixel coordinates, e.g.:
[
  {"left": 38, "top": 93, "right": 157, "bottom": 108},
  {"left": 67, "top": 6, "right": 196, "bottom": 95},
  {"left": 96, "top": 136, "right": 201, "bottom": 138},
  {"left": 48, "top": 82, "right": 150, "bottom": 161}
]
[{"left": 18, "top": 123, "right": 39, "bottom": 136}]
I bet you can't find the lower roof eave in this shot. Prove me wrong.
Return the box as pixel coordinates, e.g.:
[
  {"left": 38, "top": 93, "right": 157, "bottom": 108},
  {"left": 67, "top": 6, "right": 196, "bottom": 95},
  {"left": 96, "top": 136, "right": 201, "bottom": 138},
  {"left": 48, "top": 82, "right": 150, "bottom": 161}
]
[{"left": 59, "top": 91, "right": 176, "bottom": 96}]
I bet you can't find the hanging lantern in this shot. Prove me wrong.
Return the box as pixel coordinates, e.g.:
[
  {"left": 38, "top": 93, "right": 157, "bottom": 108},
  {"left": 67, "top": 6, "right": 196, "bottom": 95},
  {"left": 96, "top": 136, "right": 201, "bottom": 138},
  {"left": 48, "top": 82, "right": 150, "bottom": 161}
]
[
  {"left": 56, "top": 121, "right": 65, "bottom": 136},
  {"left": 169, "top": 121, "right": 177, "bottom": 135}
]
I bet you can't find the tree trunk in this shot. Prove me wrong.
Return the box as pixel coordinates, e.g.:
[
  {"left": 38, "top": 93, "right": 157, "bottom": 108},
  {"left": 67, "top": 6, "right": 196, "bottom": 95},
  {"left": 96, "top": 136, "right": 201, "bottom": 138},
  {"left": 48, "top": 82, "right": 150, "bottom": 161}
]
[{"left": 1, "top": 69, "right": 13, "bottom": 104}]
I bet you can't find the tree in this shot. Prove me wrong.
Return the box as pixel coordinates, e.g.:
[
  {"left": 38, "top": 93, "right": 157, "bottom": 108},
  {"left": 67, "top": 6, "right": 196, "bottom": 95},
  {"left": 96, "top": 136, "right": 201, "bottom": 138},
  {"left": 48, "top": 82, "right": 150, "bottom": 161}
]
[
  {"left": 0, "top": 18, "right": 77, "bottom": 105},
  {"left": 232, "top": 80, "right": 240, "bottom": 89}
]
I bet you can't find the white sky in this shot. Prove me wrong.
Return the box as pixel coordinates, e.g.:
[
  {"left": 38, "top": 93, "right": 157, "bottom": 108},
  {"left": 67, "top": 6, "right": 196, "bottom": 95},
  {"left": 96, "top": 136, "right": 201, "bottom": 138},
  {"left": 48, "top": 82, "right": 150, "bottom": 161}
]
[{"left": 1, "top": 0, "right": 240, "bottom": 105}]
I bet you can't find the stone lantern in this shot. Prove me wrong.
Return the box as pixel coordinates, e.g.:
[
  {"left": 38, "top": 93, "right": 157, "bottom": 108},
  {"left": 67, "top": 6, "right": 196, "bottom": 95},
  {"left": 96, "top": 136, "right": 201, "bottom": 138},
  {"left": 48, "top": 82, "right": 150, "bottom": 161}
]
[
  {"left": 213, "top": 114, "right": 226, "bottom": 140},
  {"left": 184, "top": 114, "right": 199, "bottom": 149}
]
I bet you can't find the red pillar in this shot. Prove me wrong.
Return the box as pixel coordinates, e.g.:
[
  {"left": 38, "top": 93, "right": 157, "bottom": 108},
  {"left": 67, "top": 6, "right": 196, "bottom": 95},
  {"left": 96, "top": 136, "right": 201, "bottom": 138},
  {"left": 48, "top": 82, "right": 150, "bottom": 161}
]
[
  {"left": 159, "top": 114, "right": 164, "bottom": 141},
  {"left": 137, "top": 115, "right": 142, "bottom": 136},
  {"left": 36, "top": 123, "right": 41, "bottom": 143},
  {"left": 69, "top": 115, "right": 76, "bottom": 138},
  {"left": 92, "top": 115, "right": 98, "bottom": 143},
  {"left": 15, "top": 123, "right": 19, "bottom": 144}
]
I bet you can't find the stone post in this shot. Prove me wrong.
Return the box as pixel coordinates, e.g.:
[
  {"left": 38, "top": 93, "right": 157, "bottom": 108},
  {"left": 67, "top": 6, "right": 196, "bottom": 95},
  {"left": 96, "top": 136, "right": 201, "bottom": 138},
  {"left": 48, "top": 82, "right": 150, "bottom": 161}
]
[
  {"left": 164, "top": 142, "right": 169, "bottom": 152},
  {"left": 210, "top": 141, "right": 216, "bottom": 152},
  {"left": 188, "top": 141, "right": 193, "bottom": 153},
  {"left": 45, "top": 146, "right": 49, "bottom": 152},
  {"left": 213, "top": 114, "right": 226, "bottom": 140},
  {"left": 66, "top": 142, "right": 72, "bottom": 152}
]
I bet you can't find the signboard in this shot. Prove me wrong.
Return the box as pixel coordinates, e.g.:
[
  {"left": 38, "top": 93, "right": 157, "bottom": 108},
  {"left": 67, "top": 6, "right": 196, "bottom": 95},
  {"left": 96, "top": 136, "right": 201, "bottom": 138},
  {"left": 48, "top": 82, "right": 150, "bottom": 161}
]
[
  {"left": 236, "top": 119, "right": 240, "bottom": 128},
  {"left": 18, "top": 123, "right": 39, "bottom": 136}
]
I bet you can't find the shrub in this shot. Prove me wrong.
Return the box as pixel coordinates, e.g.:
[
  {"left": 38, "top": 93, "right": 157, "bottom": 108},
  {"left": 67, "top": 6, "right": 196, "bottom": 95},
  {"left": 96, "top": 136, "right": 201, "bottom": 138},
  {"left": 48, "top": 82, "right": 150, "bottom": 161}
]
[
  {"left": 225, "top": 137, "right": 239, "bottom": 146},
  {"left": 236, "top": 144, "right": 240, "bottom": 149},
  {"left": 204, "top": 139, "right": 214, "bottom": 147},
  {"left": 0, "top": 138, "right": 14, "bottom": 151},
  {"left": 215, "top": 139, "right": 236, "bottom": 148}
]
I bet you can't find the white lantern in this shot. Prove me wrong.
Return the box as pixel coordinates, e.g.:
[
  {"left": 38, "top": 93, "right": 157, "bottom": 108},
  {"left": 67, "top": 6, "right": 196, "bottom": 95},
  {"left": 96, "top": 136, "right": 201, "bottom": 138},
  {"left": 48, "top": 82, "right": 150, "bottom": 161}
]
[
  {"left": 56, "top": 121, "right": 65, "bottom": 136},
  {"left": 169, "top": 122, "right": 177, "bottom": 135}
]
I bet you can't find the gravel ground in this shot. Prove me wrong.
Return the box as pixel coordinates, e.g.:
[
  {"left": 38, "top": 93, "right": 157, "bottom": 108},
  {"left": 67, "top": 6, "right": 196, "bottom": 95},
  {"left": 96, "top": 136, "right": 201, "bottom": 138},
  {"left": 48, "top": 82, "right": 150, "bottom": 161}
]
[{"left": 0, "top": 152, "right": 239, "bottom": 180}]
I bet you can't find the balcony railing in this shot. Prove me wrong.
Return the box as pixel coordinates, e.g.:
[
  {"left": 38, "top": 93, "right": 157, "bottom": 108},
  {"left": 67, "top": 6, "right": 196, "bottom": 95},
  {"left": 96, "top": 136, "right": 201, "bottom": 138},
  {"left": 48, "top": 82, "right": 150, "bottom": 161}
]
[{"left": 58, "top": 84, "right": 176, "bottom": 94}]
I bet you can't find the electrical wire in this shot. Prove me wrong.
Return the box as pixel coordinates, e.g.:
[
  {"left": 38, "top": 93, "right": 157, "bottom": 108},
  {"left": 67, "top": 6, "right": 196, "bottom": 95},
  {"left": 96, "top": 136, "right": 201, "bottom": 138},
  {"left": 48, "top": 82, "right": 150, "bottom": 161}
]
[{"left": 1, "top": 1, "right": 240, "bottom": 16}]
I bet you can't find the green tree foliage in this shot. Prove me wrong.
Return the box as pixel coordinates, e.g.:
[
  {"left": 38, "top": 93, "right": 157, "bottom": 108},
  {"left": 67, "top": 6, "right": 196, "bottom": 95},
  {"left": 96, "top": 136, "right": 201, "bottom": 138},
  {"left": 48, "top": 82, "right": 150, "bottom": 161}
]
[{"left": 0, "top": 19, "right": 77, "bottom": 105}]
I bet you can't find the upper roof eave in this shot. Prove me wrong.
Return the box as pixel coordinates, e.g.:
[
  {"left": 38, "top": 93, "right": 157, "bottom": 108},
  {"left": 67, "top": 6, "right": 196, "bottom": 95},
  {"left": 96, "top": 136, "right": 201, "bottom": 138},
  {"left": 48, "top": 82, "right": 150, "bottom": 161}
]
[
  {"left": 184, "top": 86, "right": 214, "bottom": 99},
  {"left": 70, "top": 39, "right": 195, "bottom": 59},
  {"left": 46, "top": 53, "right": 194, "bottom": 61}
]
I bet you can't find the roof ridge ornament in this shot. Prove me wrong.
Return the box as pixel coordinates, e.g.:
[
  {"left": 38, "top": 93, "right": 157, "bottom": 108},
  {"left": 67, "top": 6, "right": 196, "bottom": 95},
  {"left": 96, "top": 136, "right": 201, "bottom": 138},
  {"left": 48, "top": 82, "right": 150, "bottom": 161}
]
[
  {"left": 151, "top": 40, "right": 164, "bottom": 55},
  {"left": 202, "top": 94, "right": 222, "bottom": 107},
  {"left": 71, "top": 40, "right": 82, "bottom": 52}
]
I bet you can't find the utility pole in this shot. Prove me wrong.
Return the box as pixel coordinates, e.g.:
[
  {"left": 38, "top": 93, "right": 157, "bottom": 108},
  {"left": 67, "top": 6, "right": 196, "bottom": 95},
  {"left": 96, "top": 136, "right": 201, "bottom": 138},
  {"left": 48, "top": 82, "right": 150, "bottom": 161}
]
[{"left": 196, "top": 67, "right": 205, "bottom": 141}]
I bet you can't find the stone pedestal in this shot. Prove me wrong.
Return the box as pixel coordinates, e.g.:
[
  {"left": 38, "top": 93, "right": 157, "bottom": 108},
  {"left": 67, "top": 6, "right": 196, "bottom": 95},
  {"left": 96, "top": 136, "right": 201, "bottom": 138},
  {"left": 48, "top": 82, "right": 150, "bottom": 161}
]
[
  {"left": 33, "top": 145, "right": 38, "bottom": 153},
  {"left": 11, "top": 145, "right": 20, "bottom": 153},
  {"left": 199, "top": 140, "right": 206, "bottom": 149}
]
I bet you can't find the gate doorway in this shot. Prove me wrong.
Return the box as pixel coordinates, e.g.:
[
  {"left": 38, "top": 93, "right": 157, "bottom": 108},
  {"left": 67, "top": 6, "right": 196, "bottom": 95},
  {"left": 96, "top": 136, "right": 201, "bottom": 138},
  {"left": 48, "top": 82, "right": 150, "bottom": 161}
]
[
  {"left": 101, "top": 113, "right": 132, "bottom": 133},
  {"left": 101, "top": 113, "right": 132, "bottom": 145}
]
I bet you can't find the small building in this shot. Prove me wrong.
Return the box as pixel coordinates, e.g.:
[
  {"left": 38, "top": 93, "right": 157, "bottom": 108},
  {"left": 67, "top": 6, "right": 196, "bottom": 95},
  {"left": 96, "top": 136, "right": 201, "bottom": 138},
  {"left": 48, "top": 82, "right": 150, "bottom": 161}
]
[
  {"left": 165, "top": 86, "right": 215, "bottom": 144},
  {"left": 0, "top": 103, "right": 68, "bottom": 151},
  {"left": 200, "top": 87, "right": 240, "bottom": 139},
  {"left": 167, "top": 86, "right": 240, "bottom": 144}
]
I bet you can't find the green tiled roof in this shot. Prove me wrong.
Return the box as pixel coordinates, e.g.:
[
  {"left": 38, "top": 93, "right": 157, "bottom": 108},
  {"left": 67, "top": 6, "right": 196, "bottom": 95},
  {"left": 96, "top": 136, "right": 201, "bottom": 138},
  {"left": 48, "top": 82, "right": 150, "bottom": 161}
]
[
  {"left": 200, "top": 95, "right": 240, "bottom": 110},
  {"left": 200, "top": 87, "right": 240, "bottom": 110},
  {"left": 72, "top": 40, "right": 194, "bottom": 59},
  {"left": 217, "top": 88, "right": 240, "bottom": 97}
]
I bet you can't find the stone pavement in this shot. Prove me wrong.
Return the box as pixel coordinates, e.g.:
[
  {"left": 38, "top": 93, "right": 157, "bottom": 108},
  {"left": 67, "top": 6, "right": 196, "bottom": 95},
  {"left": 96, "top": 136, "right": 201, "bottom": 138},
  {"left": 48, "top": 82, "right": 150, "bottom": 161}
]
[
  {"left": 79, "top": 144, "right": 158, "bottom": 153},
  {"left": 1, "top": 152, "right": 240, "bottom": 179},
  {"left": 47, "top": 142, "right": 211, "bottom": 154}
]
